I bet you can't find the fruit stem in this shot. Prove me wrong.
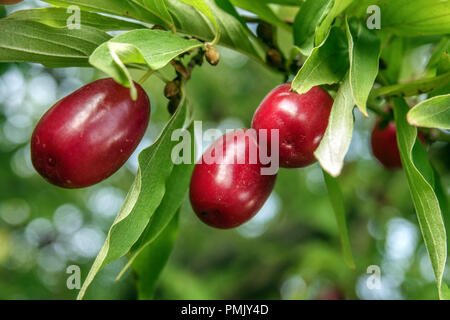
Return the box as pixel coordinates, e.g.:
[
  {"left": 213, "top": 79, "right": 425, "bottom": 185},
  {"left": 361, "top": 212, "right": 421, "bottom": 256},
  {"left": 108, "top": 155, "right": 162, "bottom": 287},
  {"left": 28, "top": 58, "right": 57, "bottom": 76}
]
[{"left": 137, "top": 69, "right": 154, "bottom": 85}]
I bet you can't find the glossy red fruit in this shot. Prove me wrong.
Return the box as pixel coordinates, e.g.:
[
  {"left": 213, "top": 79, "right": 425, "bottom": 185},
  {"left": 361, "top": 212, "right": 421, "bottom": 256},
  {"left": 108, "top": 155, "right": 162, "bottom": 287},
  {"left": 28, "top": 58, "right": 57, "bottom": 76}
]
[
  {"left": 371, "top": 121, "right": 402, "bottom": 169},
  {"left": 189, "top": 130, "right": 277, "bottom": 229},
  {"left": 371, "top": 120, "right": 425, "bottom": 170},
  {"left": 31, "top": 78, "right": 150, "bottom": 188},
  {"left": 252, "top": 83, "right": 333, "bottom": 168}
]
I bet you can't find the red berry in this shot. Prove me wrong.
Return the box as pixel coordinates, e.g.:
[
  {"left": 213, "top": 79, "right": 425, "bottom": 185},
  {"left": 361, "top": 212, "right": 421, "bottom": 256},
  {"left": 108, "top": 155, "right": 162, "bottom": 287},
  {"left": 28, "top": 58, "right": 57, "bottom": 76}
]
[
  {"left": 371, "top": 121, "right": 402, "bottom": 170},
  {"left": 31, "top": 78, "right": 150, "bottom": 188},
  {"left": 252, "top": 83, "right": 333, "bottom": 168},
  {"left": 371, "top": 120, "right": 425, "bottom": 170},
  {"left": 189, "top": 130, "right": 277, "bottom": 229}
]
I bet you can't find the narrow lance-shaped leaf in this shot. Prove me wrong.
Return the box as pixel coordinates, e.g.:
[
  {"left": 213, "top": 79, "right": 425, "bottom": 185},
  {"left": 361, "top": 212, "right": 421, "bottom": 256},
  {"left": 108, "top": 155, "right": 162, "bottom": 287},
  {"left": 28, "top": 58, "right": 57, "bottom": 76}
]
[
  {"left": 292, "top": 27, "right": 348, "bottom": 95},
  {"left": 43, "top": 0, "right": 168, "bottom": 27},
  {"left": 370, "top": 72, "right": 450, "bottom": 99},
  {"left": 117, "top": 125, "right": 196, "bottom": 280},
  {"left": 322, "top": 170, "right": 355, "bottom": 269},
  {"left": 393, "top": 97, "right": 448, "bottom": 300},
  {"left": 407, "top": 94, "right": 450, "bottom": 130},
  {"left": 315, "top": 0, "right": 354, "bottom": 46},
  {"left": 178, "top": 0, "right": 221, "bottom": 44},
  {"left": 231, "top": 0, "right": 290, "bottom": 30},
  {"left": 315, "top": 74, "right": 355, "bottom": 177},
  {"left": 377, "top": 0, "right": 450, "bottom": 36},
  {"left": 89, "top": 29, "right": 202, "bottom": 98},
  {"left": 133, "top": 211, "right": 180, "bottom": 300},
  {"left": 0, "top": 20, "right": 110, "bottom": 67},
  {"left": 130, "top": 0, "right": 176, "bottom": 32},
  {"left": 77, "top": 100, "right": 188, "bottom": 300},
  {"left": 346, "top": 17, "right": 381, "bottom": 117},
  {"left": 4, "top": 7, "right": 145, "bottom": 30},
  {"left": 293, "top": 0, "right": 333, "bottom": 56}
]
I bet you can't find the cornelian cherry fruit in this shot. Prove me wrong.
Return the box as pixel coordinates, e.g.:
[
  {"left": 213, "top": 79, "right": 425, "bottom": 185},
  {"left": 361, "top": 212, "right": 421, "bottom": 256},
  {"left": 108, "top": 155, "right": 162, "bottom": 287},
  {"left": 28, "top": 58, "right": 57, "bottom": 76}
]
[
  {"left": 31, "top": 78, "right": 150, "bottom": 188},
  {"left": 252, "top": 83, "right": 333, "bottom": 168},
  {"left": 189, "top": 130, "right": 277, "bottom": 229}
]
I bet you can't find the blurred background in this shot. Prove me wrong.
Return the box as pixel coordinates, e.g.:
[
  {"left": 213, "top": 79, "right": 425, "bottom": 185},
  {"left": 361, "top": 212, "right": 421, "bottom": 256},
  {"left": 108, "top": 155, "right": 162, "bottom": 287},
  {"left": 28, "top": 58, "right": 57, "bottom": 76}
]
[{"left": 0, "top": 1, "right": 449, "bottom": 300}]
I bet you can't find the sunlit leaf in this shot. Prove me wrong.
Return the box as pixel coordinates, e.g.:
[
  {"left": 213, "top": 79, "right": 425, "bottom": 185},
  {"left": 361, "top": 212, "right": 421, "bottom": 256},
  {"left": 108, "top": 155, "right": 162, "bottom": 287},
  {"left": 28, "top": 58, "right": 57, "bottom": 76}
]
[
  {"left": 315, "top": 74, "right": 354, "bottom": 177},
  {"left": 407, "top": 94, "right": 450, "bottom": 130},
  {"left": 293, "top": 0, "right": 333, "bottom": 56},
  {"left": 292, "top": 27, "right": 348, "bottom": 95},
  {"left": 346, "top": 17, "right": 380, "bottom": 117}
]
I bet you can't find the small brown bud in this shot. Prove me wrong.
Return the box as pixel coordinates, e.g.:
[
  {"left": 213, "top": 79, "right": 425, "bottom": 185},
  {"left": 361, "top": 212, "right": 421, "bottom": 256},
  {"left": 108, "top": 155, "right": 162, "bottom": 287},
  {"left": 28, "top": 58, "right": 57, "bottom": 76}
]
[
  {"left": 205, "top": 45, "right": 220, "bottom": 66},
  {"left": 167, "top": 95, "right": 182, "bottom": 115},
  {"left": 164, "top": 80, "right": 180, "bottom": 99},
  {"left": 171, "top": 60, "right": 190, "bottom": 79},
  {"left": 257, "top": 22, "right": 274, "bottom": 45},
  {"left": 267, "top": 48, "right": 284, "bottom": 70}
]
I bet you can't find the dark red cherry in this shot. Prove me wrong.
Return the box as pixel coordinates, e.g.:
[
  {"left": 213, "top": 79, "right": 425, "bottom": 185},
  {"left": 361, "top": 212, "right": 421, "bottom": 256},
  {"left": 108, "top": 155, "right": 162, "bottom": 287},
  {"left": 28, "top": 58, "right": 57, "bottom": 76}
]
[
  {"left": 252, "top": 83, "right": 333, "bottom": 168},
  {"left": 31, "top": 78, "right": 150, "bottom": 188},
  {"left": 189, "top": 130, "right": 277, "bottom": 229},
  {"left": 371, "top": 120, "right": 425, "bottom": 170}
]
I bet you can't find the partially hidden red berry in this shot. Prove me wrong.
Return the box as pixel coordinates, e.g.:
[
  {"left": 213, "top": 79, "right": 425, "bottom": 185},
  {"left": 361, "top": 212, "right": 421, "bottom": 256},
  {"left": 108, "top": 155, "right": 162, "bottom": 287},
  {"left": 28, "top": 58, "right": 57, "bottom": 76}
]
[
  {"left": 371, "top": 121, "right": 402, "bottom": 170},
  {"left": 252, "top": 83, "right": 333, "bottom": 168},
  {"left": 31, "top": 78, "right": 150, "bottom": 188},
  {"left": 189, "top": 130, "right": 277, "bottom": 229},
  {"left": 371, "top": 119, "right": 426, "bottom": 170}
]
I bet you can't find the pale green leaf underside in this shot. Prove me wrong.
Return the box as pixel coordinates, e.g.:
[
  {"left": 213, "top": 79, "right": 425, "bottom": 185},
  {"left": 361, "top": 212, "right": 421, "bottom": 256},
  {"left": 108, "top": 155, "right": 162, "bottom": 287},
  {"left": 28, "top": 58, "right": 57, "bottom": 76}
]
[
  {"left": 407, "top": 94, "right": 450, "bottom": 130},
  {"left": 346, "top": 17, "right": 380, "bottom": 117},
  {"left": 292, "top": 27, "right": 348, "bottom": 95},
  {"left": 315, "top": 74, "right": 355, "bottom": 177}
]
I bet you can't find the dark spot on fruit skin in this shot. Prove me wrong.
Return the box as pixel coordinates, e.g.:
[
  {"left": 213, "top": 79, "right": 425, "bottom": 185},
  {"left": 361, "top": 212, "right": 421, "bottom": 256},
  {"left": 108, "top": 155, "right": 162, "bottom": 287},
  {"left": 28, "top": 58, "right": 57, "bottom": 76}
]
[{"left": 214, "top": 210, "right": 220, "bottom": 215}]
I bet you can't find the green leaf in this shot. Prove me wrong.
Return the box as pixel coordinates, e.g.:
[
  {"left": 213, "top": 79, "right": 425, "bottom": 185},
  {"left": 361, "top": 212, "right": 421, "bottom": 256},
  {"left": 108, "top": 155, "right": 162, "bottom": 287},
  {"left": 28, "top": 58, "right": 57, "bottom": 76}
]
[
  {"left": 0, "top": 20, "right": 110, "bottom": 67},
  {"left": 393, "top": 97, "right": 448, "bottom": 300},
  {"left": 407, "top": 94, "right": 450, "bottom": 130},
  {"left": 370, "top": 72, "right": 450, "bottom": 99},
  {"left": 378, "top": 0, "right": 450, "bottom": 36},
  {"left": 291, "top": 27, "right": 348, "bottom": 95},
  {"left": 260, "top": 0, "right": 303, "bottom": 5},
  {"left": 427, "top": 37, "right": 450, "bottom": 71},
  {"left": 77, "top": 100, "right": 189, "bottom": 300},
  {"left": 346, "top": 17, "right": 380, "bottom": 117},
  {"left": 43, "top": 0, "right": 169, "bottom": 27},
  {"left": 315, "top": 74, "right": 355, "bottom": 177},
  {"left": 293, "top": 0, "right": 333, "bottom": 56},
  {"left": 132, "top": 0, "right": 176, "bottom": 32},
  {"left": 166, "top": 0, "right": 265, "bottom": 61},
  {"left": 5, "top": 7, "right": 145, "bottom": 30},
  {"left": 380, "top": 36, "right": 404, "bottom": 84},
  {"left": 133, "top": 211, "right": 180, "bottom": 300},
  {"left": 178, "top": 0, "right": 221, "bottom": 44},
  {"left": 315, "top": 0, "right": 354, "bottom": 46},
  {"left": 322, "top": 170, "right": 355, "bottom": 269},
  {"left": 89, "top": 29, "right": 202, "bottom": 99},
  {"left": 117, "top": 125, "right": 195, "bottom": 280},
  {"left": 231, "top": 0, "right": 290, "bottom": 30}
]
